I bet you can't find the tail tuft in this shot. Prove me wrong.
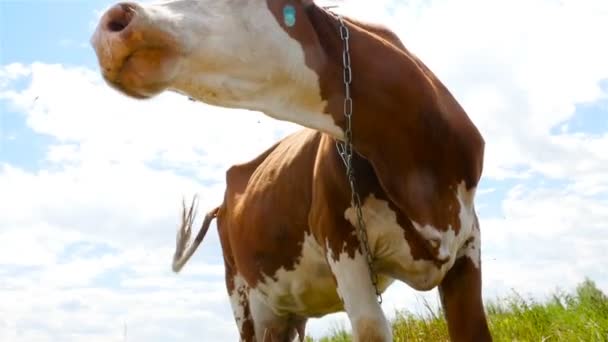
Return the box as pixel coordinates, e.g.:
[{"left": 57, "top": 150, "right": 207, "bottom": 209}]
[
  {"left": 172, "top": 195, "right": 198, "bottom": 272},
  {"left": 172, "top": 196, "right": 219, "bottom": 273}
]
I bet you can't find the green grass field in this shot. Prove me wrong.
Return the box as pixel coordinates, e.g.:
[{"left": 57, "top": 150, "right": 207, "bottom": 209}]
[{"left": 307, "top": 279, "right": 608, "bottom": 342}]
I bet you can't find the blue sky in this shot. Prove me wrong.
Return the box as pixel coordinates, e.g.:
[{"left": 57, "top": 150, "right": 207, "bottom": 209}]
[
  {"left": 0, "top": 1, "right": 105, "bottom": 67},
  {"left": 1, "top": 0, "right": 608, "bottom": 341},
  {"left": 1, "top": 0, "right": 105, "bottom": 173}
]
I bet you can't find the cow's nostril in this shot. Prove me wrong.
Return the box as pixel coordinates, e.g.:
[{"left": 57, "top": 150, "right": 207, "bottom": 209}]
[
  {"left": 108, "top": 20, "right": 127, "bottom": 32},
  {"left": 106, "top": 3, "right": 136, "bottom": 33}
]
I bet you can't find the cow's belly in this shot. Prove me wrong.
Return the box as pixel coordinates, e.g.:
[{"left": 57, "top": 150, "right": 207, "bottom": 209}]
[
  {"left": 252, "top": 234, "right": 344, "bottom": 317},
  {"left": 252, "top": 190, "right": 475, "bottom": 315}
]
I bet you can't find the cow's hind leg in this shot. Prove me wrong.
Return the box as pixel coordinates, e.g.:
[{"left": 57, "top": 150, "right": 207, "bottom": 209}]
[
  {"left": 249, "top": 293, "right": 307, "bottom": 342},
  {"left": 438, "top": 223, "right": 492, "bottom": 341},
  {"left": 226, "top": 266, "right": 306, "bottom": 341},
  {"left": 226, "top": 265, "right": 256, "bottom": 341}
]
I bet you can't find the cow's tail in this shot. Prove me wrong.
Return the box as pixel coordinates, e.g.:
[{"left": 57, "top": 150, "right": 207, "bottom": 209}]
[{"left": 172, "top": 195, "right": 220, "bottom": 273}]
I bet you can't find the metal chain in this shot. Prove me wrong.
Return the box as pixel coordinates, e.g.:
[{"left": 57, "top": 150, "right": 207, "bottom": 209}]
[{"left": 334, "top": 15, "right": 383, "bottom": 305}]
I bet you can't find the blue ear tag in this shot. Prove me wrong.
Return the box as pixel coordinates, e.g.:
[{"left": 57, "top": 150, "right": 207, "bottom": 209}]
[{"left": 283, "top": 5, "right": 296, "bottom": 27}]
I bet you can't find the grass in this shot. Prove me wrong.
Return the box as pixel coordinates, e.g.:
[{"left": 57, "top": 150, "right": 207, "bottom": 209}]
[{"left": 307, "top": 278, "right": 608, "bottom": 342}]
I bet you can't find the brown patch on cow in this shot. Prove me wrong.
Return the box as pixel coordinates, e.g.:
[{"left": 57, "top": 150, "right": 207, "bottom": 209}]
[
  {"left": 269, "top": 3, "right": 484, "bottom": 240},
  {"left": 308, "top": 135, "right": 363, "bottom": 260},
  {"left": 309, "top": 134, "right": 434, "bottom": 262},
  {"left": 220, "top": 130, "right": 322, "bottom": 287},
  {"left": 390, "top": 201, "right": 439, "bottom": 262}
]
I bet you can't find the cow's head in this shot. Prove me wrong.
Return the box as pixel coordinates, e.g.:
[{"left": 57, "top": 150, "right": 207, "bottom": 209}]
[{"left": 91, "top": 0, "right": 343, "bottom": 135}]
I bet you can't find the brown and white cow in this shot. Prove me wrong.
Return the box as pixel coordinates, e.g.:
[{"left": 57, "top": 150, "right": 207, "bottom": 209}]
[{"left": 91, "top": 1, "right": 491, "bottom": 341}]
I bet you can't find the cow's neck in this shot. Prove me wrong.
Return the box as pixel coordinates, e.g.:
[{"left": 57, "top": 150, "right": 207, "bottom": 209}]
[{"left": 310, "top": 7, "right": 485, "bottom": 233}]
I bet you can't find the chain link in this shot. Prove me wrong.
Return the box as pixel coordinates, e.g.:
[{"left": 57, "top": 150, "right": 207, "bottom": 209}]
[{"left": 334, "top": 15, "right": 382, "bottom": 305}]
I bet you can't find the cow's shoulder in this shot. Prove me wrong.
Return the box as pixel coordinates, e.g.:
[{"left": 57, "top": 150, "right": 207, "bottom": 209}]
[{"left": 345, "top": 17, "right": 406, "bottom": 51}]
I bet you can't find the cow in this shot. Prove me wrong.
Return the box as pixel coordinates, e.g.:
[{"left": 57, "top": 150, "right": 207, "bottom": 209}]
[{"left": 90, "top": 1, "right": 492, "bottom": 341}]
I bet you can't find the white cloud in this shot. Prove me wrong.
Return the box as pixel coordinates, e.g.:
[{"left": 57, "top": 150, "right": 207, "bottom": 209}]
[
  {"left": 0, "top": 62, "right": 301, "bottom": 341},
  {"left": 336, "top": 0, "right": 608, "bottom": 180},
  {"left": 1, "top": 0, "right": 608, "bottom": 340},
  {"left": 480, "top": 185, "right": 608, "bottom": 295}
]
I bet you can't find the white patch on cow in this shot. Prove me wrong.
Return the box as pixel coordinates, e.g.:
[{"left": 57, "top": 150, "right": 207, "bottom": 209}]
[
  {"left": 326, "top": 249, "right": 392, "bottom": 341},
  {"left": 252, "top": 233, "right": 342, "bottom": 317},
  {"left": 411, "top": 222, "right": 456, "bottom": 263},
  {"left": 132, "top": 0, "right": 345, "bottom": 138},
  {"left": 345, "top": 195, "right": 447, "bottom": 290},
  {"left": 458, "top": 221, "right": 481, "bottom": 269},
  {"left": 228, "top": 274, "right": 249, "bottom": 334},
  {"left": 455, "top": 181, "right": 481, "bottom": 269},
  {"left": 344, "top": 182, "right": 480, "bottom": 290},
  {"left": 248, "top": 291, "right": 282, "bottom": 342}
]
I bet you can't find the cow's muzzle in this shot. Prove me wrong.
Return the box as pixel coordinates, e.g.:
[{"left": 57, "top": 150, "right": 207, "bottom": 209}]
[{"left": 91, "top": 2, "right": 180, "bottom": 99}]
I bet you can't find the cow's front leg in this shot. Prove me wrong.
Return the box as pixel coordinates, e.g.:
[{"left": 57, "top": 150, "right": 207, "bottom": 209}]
[
  {"left": 439, "top": 220, "right": 492, "bottom": 342},
  {"left": 327, "top": 248, "right": 392, "bottom": 342}
]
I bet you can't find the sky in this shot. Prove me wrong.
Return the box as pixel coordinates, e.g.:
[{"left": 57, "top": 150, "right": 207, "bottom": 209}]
[{"left": 1, "top": 0, "right": 607, "bottom": 341}]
